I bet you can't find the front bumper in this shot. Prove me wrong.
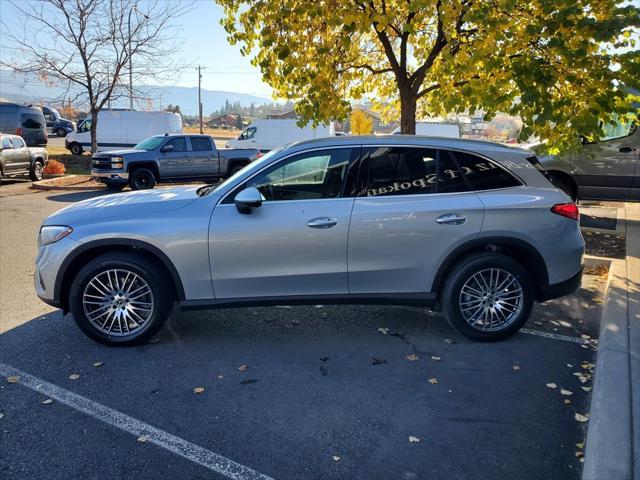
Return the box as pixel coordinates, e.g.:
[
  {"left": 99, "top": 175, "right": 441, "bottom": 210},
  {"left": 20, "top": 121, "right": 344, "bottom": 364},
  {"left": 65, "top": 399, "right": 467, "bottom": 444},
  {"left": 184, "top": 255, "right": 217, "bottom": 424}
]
[
  {"left": 539, "top": 268, "right": 583, "bottom": 301},
  {"left": 91, "top": 170, "right": 129, "bottom": 182},
  {"left": 34, "top": 236, "right": 81, "bottom": 307}
]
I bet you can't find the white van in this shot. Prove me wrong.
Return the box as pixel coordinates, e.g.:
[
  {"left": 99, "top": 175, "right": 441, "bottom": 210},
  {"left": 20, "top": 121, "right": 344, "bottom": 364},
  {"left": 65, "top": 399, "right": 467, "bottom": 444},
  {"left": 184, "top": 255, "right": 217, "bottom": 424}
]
[
  {"left": 392, "top": 121, "right": 460, "bottom": 138},
  {"left": 226, "top": 119, "right": 334, "bottom": 152},
  {"left": 65, "top": 110, "right": 182, "bottom": 155}
]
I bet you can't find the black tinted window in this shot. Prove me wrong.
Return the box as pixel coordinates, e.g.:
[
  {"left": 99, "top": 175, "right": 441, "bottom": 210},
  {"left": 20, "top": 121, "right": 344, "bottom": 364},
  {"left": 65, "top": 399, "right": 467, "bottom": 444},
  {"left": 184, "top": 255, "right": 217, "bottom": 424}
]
[
  {"left": 165, "top": 137, "right": 187, "bottom": 152},
  {"left": 247, "top": 148, "right": 355, "bottom": 201},
  {"left": 190, "top": 137, "right": 212, "bottom": 152},
  {"left": 437, "top": 151, "right": 468, "bottom": 193},
  {"left": 21, "top": 113, "right": 43, "bottom": 129},
  {"left": 451, "top": 151, "right": 521, "bottom": 190},
  {"left": 362, "top": 147, "right": 437, "bottom": 197}
]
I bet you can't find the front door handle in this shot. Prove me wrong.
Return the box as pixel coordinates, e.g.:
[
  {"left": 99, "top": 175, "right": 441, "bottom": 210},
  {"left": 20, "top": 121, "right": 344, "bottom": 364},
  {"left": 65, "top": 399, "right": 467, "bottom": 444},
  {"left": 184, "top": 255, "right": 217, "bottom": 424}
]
[
  {"left": 436, "top": 213, "right": 467, "bottom": 225},
  {"left": 306, "top": 217, "right": 338, "bottom": 229}
]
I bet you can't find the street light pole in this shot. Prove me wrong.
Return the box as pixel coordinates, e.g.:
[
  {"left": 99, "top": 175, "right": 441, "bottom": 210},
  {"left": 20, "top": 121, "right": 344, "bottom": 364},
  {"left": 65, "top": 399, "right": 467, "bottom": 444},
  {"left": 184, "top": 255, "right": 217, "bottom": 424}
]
[{"left": 197, "top": 66, "right": 204, "bottom": 134}]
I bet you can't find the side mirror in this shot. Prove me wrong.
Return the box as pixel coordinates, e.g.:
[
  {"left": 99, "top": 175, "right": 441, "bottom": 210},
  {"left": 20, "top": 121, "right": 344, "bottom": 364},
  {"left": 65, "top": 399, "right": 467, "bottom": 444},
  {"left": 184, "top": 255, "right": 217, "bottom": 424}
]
[
  {"left": 161, "top": 144, "right": 174, "bottom": 153},
  {"left": 234, "top": 186, "right": 264, "bottom": 214}
]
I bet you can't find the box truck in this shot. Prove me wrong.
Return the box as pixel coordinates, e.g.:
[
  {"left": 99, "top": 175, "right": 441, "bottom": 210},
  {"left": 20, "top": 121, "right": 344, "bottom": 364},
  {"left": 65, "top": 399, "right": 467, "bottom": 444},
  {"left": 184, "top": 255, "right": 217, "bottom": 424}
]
[
  {"left": 65, "top": 110, "right": 182, "bottom": 155},
  {"left": 226, "top": 119, "right": 334, "bottom": 152}
]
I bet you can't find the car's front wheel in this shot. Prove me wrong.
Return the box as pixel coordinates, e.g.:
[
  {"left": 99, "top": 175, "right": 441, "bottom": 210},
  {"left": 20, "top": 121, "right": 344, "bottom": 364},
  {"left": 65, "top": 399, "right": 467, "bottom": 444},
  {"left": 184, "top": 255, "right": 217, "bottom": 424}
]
[
  {"left": 440, "top": 253, "right": 534, "bottom": 341},
  {"left": 69, "top": 252, "right": 174, "bottom": 345},
  {"left": 29, "top": 160, "right": 44, "bottom": 181}
]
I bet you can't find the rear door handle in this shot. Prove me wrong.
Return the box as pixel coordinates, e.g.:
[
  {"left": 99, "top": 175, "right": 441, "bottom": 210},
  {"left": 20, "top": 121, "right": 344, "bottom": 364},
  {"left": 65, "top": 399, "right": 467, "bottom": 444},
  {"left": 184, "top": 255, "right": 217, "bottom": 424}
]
[
  {"left": 436, "top": 213, "right": 467, "bottom": 225},
  {"left": 306, "top": 217, "right": 338, "bottom": 229}
]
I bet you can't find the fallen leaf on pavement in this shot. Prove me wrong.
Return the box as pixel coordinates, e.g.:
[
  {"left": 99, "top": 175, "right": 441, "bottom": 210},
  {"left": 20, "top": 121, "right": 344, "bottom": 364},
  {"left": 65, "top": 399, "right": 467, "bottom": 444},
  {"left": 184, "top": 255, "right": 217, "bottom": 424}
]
[
  {"left": 428, "top": 378, "right": 438, "bottom": 384},
  {"left": 217, "top": 375, "right": 224, "bottom": 379},
  {"left": 431, "top": 356, "right": 441, "bottom": 361},
  {"left": 69, "top": 373, "right": 80, "bottom": 380},
  {"left": 0, "top": 413, "right": 3, "bottom": 420},
  {"left": 193, "top": 387, "right": 205, "bottom": 394},
  {"left": 567, "top": 363, "right": 573, "bottom": 368},
  {"left": 575, "top": 413, "right": 589, "bottom": 423},
  {"left": 512, "top": 365, "right": 520, "bottom": 371},
  {"left": 581, "top": 386, "right": 592, "bottom": 392},
  {"left": 579, "top": 376, "right": 588, "bottom": 383},
  {"left": 372, "top": 357, "right": 387, "bottom": 365},
  {"left": 561, "top": 389, "right": 573, "bottom": 396},
  {"left": 137, "top": 436, "right": 147, "bottom": 443},
  {"left": 581, "top": 334, "right": 591, "bottom": 340},
  {"left": 546, "top": 383, "right": 557, "bottom": 389},
  {"left": 409, "top": 436, "right": 421, "bottom": 443},
  {"left": 332, "top": 456, "right": 341, "bottom": 462},
  {"left": 238, "top": 365, "right": 248, "bottom": 371},
  {"left": 6, "top": 375, "right": 20, "bottom": 384},
  {"left": 534, "top": 321, "right": 543, "bottom": 326},
  {"left": 406, "top": 354, "right": 419, "bottom": 362},
  {"left": 377, "top": 327, "right": 389, "bottom": 335},
  {"left": 41, "top": 399, "right": 53, "bottom": 405},
  {"left": 444, "top": 338, "right": 455, "bottom": 344},
  {"left": 576, "top": 442, "right": 585, "bottom": 449},
  {"left": 564, "top": 399, "right": 572, "bottom": 405},
  {"left": 575, "top": 451, "right": 584, "bottom": 457},
  {"left": 93, "top": 362, "right": 103, "bottom": 368}
]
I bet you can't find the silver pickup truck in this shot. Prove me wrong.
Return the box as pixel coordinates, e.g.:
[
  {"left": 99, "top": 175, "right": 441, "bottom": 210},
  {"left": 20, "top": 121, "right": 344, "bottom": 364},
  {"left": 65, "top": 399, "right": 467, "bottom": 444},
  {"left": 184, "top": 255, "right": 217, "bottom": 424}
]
[
  {"left": 0, "top": 133, "right": 48, "bottom": 184},
  {"left": 91, "top": 134, "right": 259, "bottom": 190}
]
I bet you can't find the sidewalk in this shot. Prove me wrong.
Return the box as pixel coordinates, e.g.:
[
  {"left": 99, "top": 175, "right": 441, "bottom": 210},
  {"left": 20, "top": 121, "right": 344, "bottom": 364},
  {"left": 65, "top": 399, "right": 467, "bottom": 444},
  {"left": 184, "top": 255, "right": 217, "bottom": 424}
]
[{"left": 583, "top": 202, "right": 639, "bottom": 480}]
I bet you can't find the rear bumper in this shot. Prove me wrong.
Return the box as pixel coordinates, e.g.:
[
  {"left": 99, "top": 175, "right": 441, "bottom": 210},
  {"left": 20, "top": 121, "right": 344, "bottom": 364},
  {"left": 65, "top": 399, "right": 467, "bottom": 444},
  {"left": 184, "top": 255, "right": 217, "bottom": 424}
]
[{"left": 539, "top": 268, "right": 583, "bottom": 301}]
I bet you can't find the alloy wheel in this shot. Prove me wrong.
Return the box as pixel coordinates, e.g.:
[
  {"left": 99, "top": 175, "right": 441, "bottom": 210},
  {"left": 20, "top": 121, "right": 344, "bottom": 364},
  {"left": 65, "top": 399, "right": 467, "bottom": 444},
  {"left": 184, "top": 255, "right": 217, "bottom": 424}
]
[{"left": 458, "top": 268, "right": 524, "bottom": 332}]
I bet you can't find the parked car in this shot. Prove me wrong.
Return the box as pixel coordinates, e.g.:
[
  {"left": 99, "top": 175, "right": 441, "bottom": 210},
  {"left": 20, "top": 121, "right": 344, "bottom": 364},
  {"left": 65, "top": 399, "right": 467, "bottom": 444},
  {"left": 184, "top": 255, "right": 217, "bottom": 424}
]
[
  {"left": 91, "top": 134, "right": 259, "bottom": 190},
  {"left": 42, "top": 106, "right": 76, "bottom": 137},
  {"left": 0, "top": 134, "right": 48, "bottom": 183},
  {"left": 0, "top": 102, "right": 48, "bottom": 147},
  {"left": 65, "top": 110, "right": 182, "bottom": 155},
  {"left": 226, "top": 119, "right": 334, "bottom": 152},
  {"left": 391, "top": 121, "right": 461, "bottom": 138},
  {"left": 36, "top": 136, "right": 584, "bottom": 345},
  {"left": 539, "top": 121, "right": 639, "bottom": 202}
]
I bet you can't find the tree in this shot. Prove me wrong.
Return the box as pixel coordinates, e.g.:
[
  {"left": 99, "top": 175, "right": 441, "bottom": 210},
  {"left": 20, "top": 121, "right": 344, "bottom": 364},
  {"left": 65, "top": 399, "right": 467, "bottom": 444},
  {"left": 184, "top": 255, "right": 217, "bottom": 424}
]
[
  {"left": 350, "top": 109, "right": 373, "bottom": 134},
  {"left": 236, "top": 113, "right": 244, "bottom": 129},
  {"left": 218, "top": 0, "right": 639, "bottom": 150},
  {"left": 3, "top": 0, "right": 191, "bottom": 153}
]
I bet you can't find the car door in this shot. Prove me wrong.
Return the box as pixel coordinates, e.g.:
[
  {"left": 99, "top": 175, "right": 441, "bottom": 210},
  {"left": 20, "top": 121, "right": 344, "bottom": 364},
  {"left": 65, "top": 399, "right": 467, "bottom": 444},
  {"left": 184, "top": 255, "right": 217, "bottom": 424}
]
[
  {"left": 10, "top": 136, "right": 32, "bottom": 171},
  {"left": 571, "top": 122, "right": 639, "bottom": 201},
  {"left": 348, "top": 146, "right": 485, "bottom": 295},
  {"left": 158, "top": 137, "right": 191, "bottom": 177},
  {"left": 1, "top": 136, "right": 18, "bottom": 172},
  {"left": 189, "top": 136, "right": 217, "bottom": 177},
  {"left": 209, "top": 147, "right": 359, "bottom": 299}
]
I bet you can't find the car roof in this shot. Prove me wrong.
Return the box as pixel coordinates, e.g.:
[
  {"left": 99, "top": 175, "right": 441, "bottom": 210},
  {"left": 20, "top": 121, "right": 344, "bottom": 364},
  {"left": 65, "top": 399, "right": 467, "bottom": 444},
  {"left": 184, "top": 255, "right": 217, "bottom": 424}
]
[{"left": 289, "top": 135, "right": 533, "bottom": 156}]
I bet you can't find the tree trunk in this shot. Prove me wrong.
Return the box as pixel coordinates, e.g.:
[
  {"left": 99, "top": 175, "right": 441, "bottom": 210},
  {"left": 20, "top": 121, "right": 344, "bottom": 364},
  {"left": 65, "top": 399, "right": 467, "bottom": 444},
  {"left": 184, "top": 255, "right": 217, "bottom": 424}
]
[
  {"left": 90, "top": 108, "right": 99, "bottom": 153},
  {"left": 400, "top": 91, "right": 417, "bottom": 134}
]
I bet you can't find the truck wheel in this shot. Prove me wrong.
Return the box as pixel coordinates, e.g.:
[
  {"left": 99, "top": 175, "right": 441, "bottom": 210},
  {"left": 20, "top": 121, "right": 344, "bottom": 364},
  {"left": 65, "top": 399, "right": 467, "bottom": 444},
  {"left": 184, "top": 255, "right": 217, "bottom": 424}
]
[
  {"left": 129, "top": 168, "right": 156, "bottom": 190},
  {"left": 105, "top": 180, "right": 126, "bottom": 191},
  {"left": 225, "top": 163, "right": 244, "bottom": 179},
  {"left": 440, "top": 253, "right": 534, "bottom": 341},
  {"left": 69, "top": 143, "right": 83, "bottom": 155},
  {"left": 29, "top": 160, "right": 44, "bottom": 181},
  {"left": 56, "top": 127, "right": 67, "bottom": 137}
]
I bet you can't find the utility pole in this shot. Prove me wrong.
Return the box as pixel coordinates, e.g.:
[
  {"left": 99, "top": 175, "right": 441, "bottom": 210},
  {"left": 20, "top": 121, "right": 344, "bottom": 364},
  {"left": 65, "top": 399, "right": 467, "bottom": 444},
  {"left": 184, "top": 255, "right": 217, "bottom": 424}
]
[
  {"left": 197, "top": 66, "right": 204, "bottom": 134},
  {"left": 128, "top": 4, "right": 148, "bottom": 111}
]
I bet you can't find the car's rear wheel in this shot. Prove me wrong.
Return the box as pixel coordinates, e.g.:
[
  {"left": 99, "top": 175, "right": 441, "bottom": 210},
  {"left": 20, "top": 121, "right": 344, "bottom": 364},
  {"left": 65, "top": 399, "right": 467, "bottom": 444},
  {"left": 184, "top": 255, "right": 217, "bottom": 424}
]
[
  {"left": 129, "top": 168, "right": 156, "bottom": 190},
  {"left": 69, "top": 143, "right": 83, "bottom": 155},
  {"left": 440, "top": 253, "right": 534, "bottom": 341},
  {"left": 69, "top": 252, "right": 173, "bottom": 345},
  {"left": 56, "top": 127, "right": 67, "bottom": 137},
  {"left": 29, "top": 160, "right": 44, "bottom": 181}
]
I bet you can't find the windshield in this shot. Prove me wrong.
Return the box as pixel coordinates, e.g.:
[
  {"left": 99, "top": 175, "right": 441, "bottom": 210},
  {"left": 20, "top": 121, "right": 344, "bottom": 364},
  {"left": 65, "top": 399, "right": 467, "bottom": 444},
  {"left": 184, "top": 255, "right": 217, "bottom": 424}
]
[
  {"left": 134, "top": 136, "right": 165, "bottom": 151},
  {"left": 197, "top": 144, "right": 292, "bottom": 197}
]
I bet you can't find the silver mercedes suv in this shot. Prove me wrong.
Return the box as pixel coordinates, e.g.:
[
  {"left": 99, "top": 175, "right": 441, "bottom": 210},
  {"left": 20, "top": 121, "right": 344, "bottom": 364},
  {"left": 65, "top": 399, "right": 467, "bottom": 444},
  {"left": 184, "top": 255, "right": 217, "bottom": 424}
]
[{"left": 35, "top": 136, "right": 584, "bottom": 345}]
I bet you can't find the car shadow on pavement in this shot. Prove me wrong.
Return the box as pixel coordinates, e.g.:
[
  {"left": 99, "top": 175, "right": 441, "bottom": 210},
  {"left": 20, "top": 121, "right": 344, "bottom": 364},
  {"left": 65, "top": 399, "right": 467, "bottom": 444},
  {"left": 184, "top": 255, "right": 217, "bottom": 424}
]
[
  {"left": 1, "top": 300, "right": 597, "bottom": 480},
  {"left": 45, "top": 190, "right": 112, "bottom": 203}
]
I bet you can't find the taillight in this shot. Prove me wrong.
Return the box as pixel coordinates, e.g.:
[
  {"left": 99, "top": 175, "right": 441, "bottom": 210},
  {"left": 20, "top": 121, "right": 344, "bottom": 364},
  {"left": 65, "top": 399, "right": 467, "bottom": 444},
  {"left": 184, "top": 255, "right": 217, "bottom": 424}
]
[
  {"left": 551, "top": 203, "right": 579, "bottom": 220},
  {"left": 16, "top": 127, "right": 22, "bottom": 137},
  {"left": 256, "top": 151, "right": 263, "bottom": 158}
]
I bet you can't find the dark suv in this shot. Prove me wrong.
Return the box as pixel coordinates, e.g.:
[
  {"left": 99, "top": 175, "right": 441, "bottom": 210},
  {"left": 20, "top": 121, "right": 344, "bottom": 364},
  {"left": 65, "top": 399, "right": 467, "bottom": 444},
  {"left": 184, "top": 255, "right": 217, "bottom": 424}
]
[{"left": 0, "top": 103, "right": 47, "bottom": 147}]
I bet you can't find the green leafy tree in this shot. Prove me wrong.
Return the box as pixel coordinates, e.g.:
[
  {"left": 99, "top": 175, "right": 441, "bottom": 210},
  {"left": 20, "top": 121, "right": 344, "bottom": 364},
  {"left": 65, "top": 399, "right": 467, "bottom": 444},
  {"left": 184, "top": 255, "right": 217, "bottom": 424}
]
[{"left": 218, "top": 0, "right": 639, "bottom": 150}]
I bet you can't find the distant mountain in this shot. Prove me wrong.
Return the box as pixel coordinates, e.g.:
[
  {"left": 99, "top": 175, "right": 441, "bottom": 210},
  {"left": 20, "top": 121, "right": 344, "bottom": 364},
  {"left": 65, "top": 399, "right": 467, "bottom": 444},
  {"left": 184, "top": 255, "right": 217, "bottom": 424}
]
[{"left": 0, "top": 70, "right": 271, "bottom": 115}]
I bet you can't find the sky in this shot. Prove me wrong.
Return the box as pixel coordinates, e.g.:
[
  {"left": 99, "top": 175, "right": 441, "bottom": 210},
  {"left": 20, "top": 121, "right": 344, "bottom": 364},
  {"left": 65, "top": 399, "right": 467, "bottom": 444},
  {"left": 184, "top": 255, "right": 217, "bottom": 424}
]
[{"left": 0, "top": 0, "right": 273, "bottom": 98}]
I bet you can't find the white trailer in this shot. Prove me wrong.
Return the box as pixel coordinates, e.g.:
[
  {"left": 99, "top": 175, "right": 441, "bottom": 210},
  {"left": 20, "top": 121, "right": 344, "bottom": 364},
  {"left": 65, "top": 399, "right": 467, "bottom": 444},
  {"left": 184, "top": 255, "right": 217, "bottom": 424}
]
[
  {"left": 226, "top": 119, "right": 335, "bottom": 152},
  {"left": 392, "top": 121, "right": 460, "bottom": 138}
]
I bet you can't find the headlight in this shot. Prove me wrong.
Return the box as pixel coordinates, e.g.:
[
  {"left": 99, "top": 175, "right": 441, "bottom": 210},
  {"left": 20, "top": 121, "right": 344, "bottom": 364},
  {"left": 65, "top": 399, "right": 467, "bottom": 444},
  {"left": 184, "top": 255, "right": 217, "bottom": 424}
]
[
  {"left": 39, "top": 226, "right": 73, "bottom": 246},
  {"left": 110, "top": 156, "right": 124, "bottom": 168}
]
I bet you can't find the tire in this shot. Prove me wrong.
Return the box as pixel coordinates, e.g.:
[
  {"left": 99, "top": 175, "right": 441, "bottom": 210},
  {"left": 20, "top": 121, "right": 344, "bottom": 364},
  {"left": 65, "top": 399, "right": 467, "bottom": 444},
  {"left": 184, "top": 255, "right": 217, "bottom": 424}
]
[
  {"left": 549, "top": 173, "right": 577, "bottom": 202},
  {"left": 104, "top": 180, "right": 126, "bottom": 191},
  {"left": 129, "top": 167, "right": 156, "bottom": 190},
  {"left": 69, "top": 143, "right": 83, "bottom": 155},
  {"left": 68, "top": 252, "right": 174, "bottom": 346},
  {"left": 56, "top": 127, "right": 67, "bottom": 137},
  {"left": 440, "top": 253, "right": 534, "bottom": 341},
  {"left": 29, "top": 160, "right": 44, "bottom": 181}
]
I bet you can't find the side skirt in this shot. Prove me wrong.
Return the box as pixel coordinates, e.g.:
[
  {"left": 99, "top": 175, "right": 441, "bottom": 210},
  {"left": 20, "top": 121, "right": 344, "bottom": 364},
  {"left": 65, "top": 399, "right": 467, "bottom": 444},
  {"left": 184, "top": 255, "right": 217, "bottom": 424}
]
[{"left": 179, "top": 293, "right": 438, "bottom": 311}]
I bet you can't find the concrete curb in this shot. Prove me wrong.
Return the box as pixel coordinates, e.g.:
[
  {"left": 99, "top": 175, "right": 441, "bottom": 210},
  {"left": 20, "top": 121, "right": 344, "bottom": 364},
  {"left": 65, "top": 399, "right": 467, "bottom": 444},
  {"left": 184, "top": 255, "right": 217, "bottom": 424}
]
[
  {"left": 31, "top": 175, "right": 101, "bottom": 192},
  {"left": 583, "top": 202, "right": 638, "bottom": 480}
]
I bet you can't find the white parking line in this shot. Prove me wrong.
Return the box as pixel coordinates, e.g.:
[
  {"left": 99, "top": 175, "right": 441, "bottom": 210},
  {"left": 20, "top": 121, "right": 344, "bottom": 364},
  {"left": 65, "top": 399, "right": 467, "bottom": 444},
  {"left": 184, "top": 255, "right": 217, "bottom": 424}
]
[
  {"left": 0, "top": 363, "right": 273, "bottom": 480},
  {"left": 519, "top": 328, "right": 587, "bottom": 344}
]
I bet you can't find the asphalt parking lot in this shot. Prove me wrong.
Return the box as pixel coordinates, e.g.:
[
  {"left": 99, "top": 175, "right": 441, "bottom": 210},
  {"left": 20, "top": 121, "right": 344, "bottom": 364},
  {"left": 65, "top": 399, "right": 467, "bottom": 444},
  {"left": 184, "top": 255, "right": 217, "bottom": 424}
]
[{"left": 1, "top": 184, "right": 604, "bottom": 479}]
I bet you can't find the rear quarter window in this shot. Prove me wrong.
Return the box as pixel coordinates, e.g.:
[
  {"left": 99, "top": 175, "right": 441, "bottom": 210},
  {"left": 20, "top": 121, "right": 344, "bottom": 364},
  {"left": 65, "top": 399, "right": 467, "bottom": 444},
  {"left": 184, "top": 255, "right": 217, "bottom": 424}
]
[
  {"left": 451, "top": 151, "right": 522, "bottom": 191},
  {"left": 21, "top": 113, "right": 44, "bottom": 129}
]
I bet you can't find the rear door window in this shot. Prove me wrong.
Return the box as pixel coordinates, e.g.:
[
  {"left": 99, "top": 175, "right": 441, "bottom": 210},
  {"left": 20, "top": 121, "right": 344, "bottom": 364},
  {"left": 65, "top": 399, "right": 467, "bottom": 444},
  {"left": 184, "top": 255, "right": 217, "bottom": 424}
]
[
  {"left": 21, "top": 113, "right": 44, "bottom": 129},
  {"left": 12, "top": 137, "right": 25, "bottom": 148},
  {"left": 190, "top": 136, "right": 212, "bottom": 152},
  {"left": 451, "top": 151, "right": 521, "bottom": 190}
]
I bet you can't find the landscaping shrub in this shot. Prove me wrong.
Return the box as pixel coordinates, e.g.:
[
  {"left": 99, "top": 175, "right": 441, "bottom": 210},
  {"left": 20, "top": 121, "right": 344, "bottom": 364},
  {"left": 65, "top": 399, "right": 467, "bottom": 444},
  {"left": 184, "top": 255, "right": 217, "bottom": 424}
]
[{"left": 43, "top": 159, "right": 66, "bottom": 175}]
